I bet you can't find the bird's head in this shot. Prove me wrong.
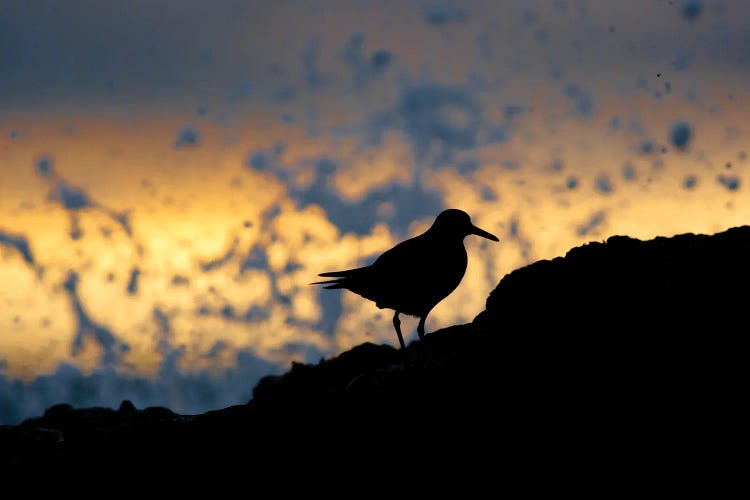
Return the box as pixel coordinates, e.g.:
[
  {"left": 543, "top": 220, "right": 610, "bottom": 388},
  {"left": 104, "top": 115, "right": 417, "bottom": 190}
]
[{"left": 431, "top": 209, "right": 499, "bottom": 242}]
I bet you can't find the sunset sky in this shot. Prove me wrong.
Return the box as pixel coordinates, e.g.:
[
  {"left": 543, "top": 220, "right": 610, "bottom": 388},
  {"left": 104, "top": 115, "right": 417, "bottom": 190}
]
[{"left": 2, "top": 0, "right": 749, "bottom": 423}]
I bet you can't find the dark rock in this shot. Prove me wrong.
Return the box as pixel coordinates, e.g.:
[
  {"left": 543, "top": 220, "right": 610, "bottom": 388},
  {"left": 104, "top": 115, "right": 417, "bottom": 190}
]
[
  {"left": 141, "top": 406, "right": 178, "bottom": 420},
  {"left": 2, "top": 226, "right": 748, "bottom": 486},
  {"left": 118, "top": 400, "right": 137, "bottom": 415},
  {"left": 43, "top": 403, "right": 73, "bottom": 419}
]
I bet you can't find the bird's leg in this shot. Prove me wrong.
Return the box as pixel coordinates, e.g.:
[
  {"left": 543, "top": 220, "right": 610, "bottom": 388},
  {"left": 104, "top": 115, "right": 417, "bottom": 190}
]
[
  {"left": 417, "top": 316, "right": 427, "bottom": 341},
  {"left": 392, "top": 311, "right": 406, "bottom": 351},
  {"left": 417, "top": 314, "right": 433, "bottom": 364}
]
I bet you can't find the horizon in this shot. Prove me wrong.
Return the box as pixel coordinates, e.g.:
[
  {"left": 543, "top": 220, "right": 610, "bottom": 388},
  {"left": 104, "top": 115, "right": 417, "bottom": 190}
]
[{"left": 2, "top": 0, "right": 750, "bottom": 424}]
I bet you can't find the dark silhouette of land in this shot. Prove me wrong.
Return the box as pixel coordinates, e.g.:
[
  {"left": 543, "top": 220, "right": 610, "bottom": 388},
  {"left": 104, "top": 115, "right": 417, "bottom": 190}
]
[
  {"left": 2, "top": 226, "right": 747, "bottom": 486},
  {"left": 314, "top": 209, "right": 498, "bottom": 349}
]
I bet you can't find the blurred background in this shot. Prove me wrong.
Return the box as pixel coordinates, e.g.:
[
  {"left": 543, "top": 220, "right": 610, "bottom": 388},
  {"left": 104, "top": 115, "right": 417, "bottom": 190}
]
[{"left": 2, "top": 0, "right": 748, "bottom": 423}]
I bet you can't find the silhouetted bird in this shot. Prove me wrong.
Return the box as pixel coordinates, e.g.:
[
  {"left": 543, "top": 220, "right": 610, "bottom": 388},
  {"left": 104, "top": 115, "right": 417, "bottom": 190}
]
[{"left": 313, "top": 209, "right": 499, "bottom": 350}]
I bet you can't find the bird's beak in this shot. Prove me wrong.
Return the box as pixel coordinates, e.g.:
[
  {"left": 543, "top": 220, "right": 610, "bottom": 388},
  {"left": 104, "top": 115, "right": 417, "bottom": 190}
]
[{"left": 470, "top": 224, "right": 499, "bottom": 242}]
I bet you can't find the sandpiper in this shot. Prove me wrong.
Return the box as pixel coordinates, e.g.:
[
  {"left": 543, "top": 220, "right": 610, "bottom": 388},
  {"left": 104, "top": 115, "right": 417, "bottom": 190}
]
[{"left": 313, "top": 209, "right": 499, "bottom": 350}]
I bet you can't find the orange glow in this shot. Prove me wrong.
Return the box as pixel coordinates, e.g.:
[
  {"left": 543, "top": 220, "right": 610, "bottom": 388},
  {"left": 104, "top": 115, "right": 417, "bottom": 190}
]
[{"left": 2, "top": 98, "right": 748, "bottom": 385}]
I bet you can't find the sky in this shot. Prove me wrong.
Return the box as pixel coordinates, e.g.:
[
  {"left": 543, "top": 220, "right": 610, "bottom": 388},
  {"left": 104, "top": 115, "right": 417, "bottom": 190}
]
[{"left": 2, "top": 0, "right": 750, "bottom": 424}]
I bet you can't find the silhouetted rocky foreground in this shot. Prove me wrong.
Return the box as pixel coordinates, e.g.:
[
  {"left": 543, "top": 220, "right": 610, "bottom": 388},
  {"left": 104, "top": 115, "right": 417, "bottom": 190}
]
[{"left": 2, "top": 227, "right": 747, "bottom": 484}]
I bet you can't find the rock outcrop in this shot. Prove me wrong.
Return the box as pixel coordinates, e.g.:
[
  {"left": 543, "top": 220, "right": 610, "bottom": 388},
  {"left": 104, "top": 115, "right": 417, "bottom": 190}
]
[{"left": 2, "top": 227, "right": 747, "bottom": 484}]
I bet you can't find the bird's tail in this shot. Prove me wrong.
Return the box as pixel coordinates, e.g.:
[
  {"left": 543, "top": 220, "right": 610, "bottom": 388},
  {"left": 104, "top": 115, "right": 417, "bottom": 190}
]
[
  {"left": 310, "top": 268, "right": 368, "bottom": 289},
  {"left": 310, "top": 279, "right": 345, "bottom": 289}
]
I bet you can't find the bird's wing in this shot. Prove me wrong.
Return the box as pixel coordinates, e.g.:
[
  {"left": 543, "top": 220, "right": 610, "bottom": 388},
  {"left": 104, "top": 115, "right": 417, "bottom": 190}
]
[
  {"left": 371, "top": 234, "right": 428, "bottom": 274},
  {"left": 371, "top": 233, "right": 468, "bottom": 312},
  {"left": 312, "top": 234, "right": 436, "bottom": 306}
]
